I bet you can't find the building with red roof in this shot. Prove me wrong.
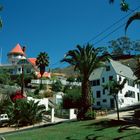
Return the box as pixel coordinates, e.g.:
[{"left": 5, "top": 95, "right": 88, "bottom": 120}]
[{"left": 3, "top": 43, "right": 51, "bottom": 78}]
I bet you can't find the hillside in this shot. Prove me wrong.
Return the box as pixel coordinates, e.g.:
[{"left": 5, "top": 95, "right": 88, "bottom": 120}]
[
  {"left": 52, "top": 65, "right": 78, "bottom": 77},
  {"left": 52, "top": 55, "right": 140, "bottom": 77}
]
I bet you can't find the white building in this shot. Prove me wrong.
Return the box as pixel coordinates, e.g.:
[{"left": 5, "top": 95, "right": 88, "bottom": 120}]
[
  {"left": 0, "top": 43, "right": 51, "bottom": 78},
  {"left": 89, "top": 59, "right": 140, "bottom": 109}
]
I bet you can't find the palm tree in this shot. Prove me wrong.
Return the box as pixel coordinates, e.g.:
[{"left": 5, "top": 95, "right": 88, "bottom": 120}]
[
  {"left": 61, "top": 44, "right": 104, "bottom": 119},
  {"left": 36, "top": 52, "right": 49, "bottom": 88},
  {"left": 109, "top": 0, "right": 129, "bottom": 12},
  {"left": 124, "top": 10, "right": 140, "bottom": 81},
  {"left": 103, "top": 79, "right": 126, "bottom": 120}
]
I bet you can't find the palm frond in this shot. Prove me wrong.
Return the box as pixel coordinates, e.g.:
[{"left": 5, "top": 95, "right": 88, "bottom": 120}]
[
  {"left": 0, "top": 5, "right": 3, "bottom": 11},
  {"left": 0, "top": 18, "right": 2, "bottom": 29},
  {"left": 109, "top": 0, "right": 114, "bottom": 4},
  {"left": 125, "top": 12, "right": 140, "bottom": 33}
]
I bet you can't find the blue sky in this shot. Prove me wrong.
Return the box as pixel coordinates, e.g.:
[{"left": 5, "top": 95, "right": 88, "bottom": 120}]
[{"left": 0, "top": 0, "right": 140, "bottom": 68}]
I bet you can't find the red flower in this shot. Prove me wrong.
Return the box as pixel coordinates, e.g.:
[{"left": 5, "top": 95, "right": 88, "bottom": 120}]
[{"left": 10, "top": 90, "right": 26, "bottom": 102}]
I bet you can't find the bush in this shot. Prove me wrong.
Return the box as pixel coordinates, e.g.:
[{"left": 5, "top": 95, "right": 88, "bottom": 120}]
[
  {"left": 6, "top": 99, "right": 46, "bottom": 126},
  {"left": 43, "top": 91, "right": 53, "bottom": 98},
  {"left": 85, "top": 110, "right": 96, "bottom": 120},
  {"left": 52, "top": 80, "right": 63, "bottom": 92},
  {"left": 62, "top": 92, "right": 82, "bottom": 109},
  {"left": 62, "top": 86, "right": 81, "bottom": 109}
]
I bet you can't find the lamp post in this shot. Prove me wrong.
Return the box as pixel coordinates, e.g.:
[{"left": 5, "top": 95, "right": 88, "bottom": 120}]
[{"left": 19, "top": 58, "right": 26, "bottom": 95}]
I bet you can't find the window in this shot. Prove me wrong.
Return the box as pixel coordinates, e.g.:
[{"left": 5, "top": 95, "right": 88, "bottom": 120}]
[
  {"left": 119, "top": 76, "right": 122, "bottom": 81},
  {"left": 97, "top": 101, "right": 100, "bottom": 106},
  {"left": 102, "top": 77, "right": 105, "bottom": 83},
  {"left": 92, "top": 80, "right": 96, "bottom": 86},
  {"left": 91, "top": 79, "right": 100, "bottom": 86},
  {"left": 97, "top": 80, "right": 100, "bottom": 85},
  {"left": 26, "top": 68, "right": 31, "bottom": 73},
  {"left": 127, "top": 79, "right": 135, "bottom": 87},
  {"left": 109, "top": 76, "right": 113, "bottom": 81},
  {"left": 96, "top": 91, "right": 101, "bottom": 98},
  {"left": 125, "top": 90, "right": 135, "bottom": 98},
  {"left": 106, "top": 66, "right": 110, "bottom": 71},
  {"left": 103, "top": 99, "right": 107, "bottom": 102},
  {"left": 103, "top": 89, "right": 105, "bottom": 95}
]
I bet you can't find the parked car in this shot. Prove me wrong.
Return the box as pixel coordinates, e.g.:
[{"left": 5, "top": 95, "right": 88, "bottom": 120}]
[{"left": 0, "top": 114, "right": 9, "bottom": 126}]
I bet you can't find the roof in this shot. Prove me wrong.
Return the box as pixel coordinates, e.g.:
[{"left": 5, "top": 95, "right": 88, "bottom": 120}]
[
  {"left": 37, "top": 72, "right": 51, "bottom": 78},
  {"left": 9, "top": 44, "right": 24, "bottom": 55},
  {"left": 109, "top": 59, "right": 137, "bottom": 80},
  {"left": 89, "top": 59, "right": 137, "bottom": 81},
  {"left": 89, "top": 67, "right": 104, "bottom": 80},
  {"left": 28, "top": 58, "right": 36, "bottom": 65}
]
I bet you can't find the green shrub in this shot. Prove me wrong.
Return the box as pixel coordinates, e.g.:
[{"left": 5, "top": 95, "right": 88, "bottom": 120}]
[
  {"left": 43, "top": 91, "right": 53, "bottom": 98},
  {"left": 85, "top": 110, "right": 96, "bottom": 120},
  {"left": 6, "top": 99, "right": 46, "bottom": 126},
  {"left": 52, "top": 80, "right": 63, "bottom": 92},
  {"left": 62, "top": 86, "right": 81, "bottom": 109}
]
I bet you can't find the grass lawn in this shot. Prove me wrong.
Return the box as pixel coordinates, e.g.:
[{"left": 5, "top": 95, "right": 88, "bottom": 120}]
[{"left": 3, "top": 119, "right": 140, "bottom": 140}]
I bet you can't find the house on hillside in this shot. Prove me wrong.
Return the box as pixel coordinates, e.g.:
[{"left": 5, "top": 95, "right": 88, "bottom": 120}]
[
  {"left": 0, "top": 43, "right": 51, "bottom": 78},
  {"left": 89, "top": 59, "right": 140, "bottom": 109}
]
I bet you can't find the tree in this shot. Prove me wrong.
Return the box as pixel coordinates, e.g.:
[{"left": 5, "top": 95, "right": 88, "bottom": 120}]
[
  {"left": 61, "top": 44, "right": 104, "bottom": 120},
  {"left": 133, "top": 57, "right": 140, "bottom": 82},
  {"left": 108, "top": 36, "right": 134, "bottom": 55},
  {"left": 109, "top": 0, "right": 129, "bottom": 12},
  {"left": 52, "top": 80, "right": 63, "bottom": 92},
  {"left": 63, "top": 86, "right": 82, "bottom": 109},
  {"left": 0, "top": 69, "right": 11, "bottom": 85},
  {"left": 103, "top": 78, "right": 126, "bottom": 120},
  {"left": 36, "top": 52, "right": 49, "bottom": 88}
]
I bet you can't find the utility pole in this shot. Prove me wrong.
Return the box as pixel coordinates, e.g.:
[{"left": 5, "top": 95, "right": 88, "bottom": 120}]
[{"left": 21, "top": 64, "right": 24, "bottom": 94}]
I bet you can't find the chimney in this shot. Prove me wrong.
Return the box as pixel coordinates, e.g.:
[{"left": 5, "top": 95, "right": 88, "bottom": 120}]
[{"left": 22, "top": 46, "right": 26, "bottom": 53}]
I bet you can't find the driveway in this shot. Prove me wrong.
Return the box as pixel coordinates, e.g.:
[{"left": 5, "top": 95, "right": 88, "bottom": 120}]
[{"left": 97, "top": 110, "right": 134, "bottom": 120}]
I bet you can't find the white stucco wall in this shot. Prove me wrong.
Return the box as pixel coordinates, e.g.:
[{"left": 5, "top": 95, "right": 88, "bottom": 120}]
[
  {"left": 27, "top": 97, "right": 49, "bottom": 110},
  {"left": 117, "top": 75, "right": 140, "bottom": 108},
  {"left": 90, "top": 61, "right": 140, "bottom": 109}
]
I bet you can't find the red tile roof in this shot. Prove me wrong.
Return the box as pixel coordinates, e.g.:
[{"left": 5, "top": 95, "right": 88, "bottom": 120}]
[
  {"left": 10, "top": 44, "right": 24, "bottom": 55},
  {"left": 37, "top": 72, "right": 51, "bottom": 78},
  {"left": 28, "top": 58, "right": 36, "bottom": 65}
]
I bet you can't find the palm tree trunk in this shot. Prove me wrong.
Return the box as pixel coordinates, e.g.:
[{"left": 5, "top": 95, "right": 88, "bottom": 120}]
[
  {"left": 81, "top": 78, "right": 91, "bottom": 119},
  {"left": 114, "top": 95, "right": 120, "bottom": 120},
  {"left": 40, "top": 75, "right": 43, "bottom": 89}
]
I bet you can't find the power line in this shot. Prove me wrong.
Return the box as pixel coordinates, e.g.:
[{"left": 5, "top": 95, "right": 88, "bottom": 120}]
[
  {"left": 84, "top": 6, "right": 140, "bottom": 45},
  {"left": 94, "top": 22, "right": 126, "bottom": 46},
  {"left": 50, "top": 6, "right": 140, "bottom": 68}
]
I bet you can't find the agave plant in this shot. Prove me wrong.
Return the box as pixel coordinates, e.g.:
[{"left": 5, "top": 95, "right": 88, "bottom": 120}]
[{"left": 6, "top": 99, "right": 46, "bottom": 126}]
